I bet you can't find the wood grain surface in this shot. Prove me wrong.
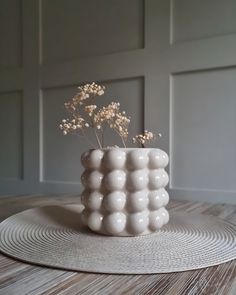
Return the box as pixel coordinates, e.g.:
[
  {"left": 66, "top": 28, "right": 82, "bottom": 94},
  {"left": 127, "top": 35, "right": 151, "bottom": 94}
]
[{"left": 0, "top": 194, "right": 235, "bottom": 295}]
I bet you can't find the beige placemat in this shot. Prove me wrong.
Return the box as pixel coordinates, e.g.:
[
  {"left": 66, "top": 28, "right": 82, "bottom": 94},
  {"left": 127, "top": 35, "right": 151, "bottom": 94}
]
[{"left": 0, "top": 205, "right": 235, "bottom": 274}]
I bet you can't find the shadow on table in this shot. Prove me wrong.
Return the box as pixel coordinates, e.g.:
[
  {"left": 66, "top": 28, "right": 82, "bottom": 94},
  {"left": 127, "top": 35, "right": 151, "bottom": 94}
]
[{"left": 36, "top": 205, "right": 91, "bottom": 234}]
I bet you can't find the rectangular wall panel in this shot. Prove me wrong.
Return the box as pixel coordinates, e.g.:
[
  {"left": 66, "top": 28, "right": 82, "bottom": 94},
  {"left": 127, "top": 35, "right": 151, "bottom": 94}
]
[
  {"left": 41, "top": 78, "right": 144, "bottom": 183},
  {"left": 171, "top": 0, "right": 236, "bottom": 43},
  {"left": 41, "top": 0, "right": 144, "bottom": 64},
  {"left": 0, "top": 0, "right": 22, "bottom": 68},
  {"left": 0, "top": 91, "right": 23, "bottom": 179},
  {"left": 170, "top": 68, "right": 236, "bottom": 192}
]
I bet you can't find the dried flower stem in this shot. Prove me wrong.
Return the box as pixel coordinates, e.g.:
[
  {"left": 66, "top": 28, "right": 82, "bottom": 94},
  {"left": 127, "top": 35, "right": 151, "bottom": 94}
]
[
  {"left": 113, "top": 129, "right": 126, "bottom": 148},
  {"left": 101, "top": 126, "right": 106, "bottom": 147},
  {"left": 67, "top": 128, "right": 97, "bottom": 148},
  {"left": 121, "top": 136, "right": 127, "bottom": 148},
  {"left": 80, "top": 129, "right": 96, "bottom": 149},
  {"left": 94, "top": 129, "right": 102, "bottom": 149}
]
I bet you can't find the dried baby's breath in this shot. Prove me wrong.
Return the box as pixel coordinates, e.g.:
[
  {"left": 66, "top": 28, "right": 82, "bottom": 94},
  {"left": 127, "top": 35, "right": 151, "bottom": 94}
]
[
  {"left": 93, "top": 102, "right": 130, "bottom": 146},
  {"left": 78, "top": 82, "right": 105, "bottom": 97},
  {"left": 59, "top": 82, "right": 159, "bottom": 149},
  {"left": 133, "top": 130, "right": 160, "bottom": 147},
  {"left": 59, "top": 117, "right": 85, "bottom": 135},
  {"left": 93, "top": 102, "right": 120, "bottom": 124},
  {"left": 112, "top": 111, "right": 130, "bottom": 140},
  {"left": 84, "top": 105, "right": 97, "bottom": 116}
]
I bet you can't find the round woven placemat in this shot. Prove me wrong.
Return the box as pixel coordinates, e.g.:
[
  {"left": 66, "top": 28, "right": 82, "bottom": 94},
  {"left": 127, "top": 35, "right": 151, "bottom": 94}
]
[{"left": 0, "top": 205, "right": 235, "bottom": 274}]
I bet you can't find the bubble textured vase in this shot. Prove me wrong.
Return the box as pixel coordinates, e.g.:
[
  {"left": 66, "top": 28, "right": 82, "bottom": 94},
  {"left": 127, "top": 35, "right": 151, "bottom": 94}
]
[{"left": 81, "top": 148, "right": 169, "bottom": 236}]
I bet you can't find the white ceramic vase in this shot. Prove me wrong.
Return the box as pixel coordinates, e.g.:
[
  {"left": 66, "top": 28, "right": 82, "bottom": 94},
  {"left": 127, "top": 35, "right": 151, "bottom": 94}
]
[{"left": 80, "top": 148, "right": 169, "bottom": 236}]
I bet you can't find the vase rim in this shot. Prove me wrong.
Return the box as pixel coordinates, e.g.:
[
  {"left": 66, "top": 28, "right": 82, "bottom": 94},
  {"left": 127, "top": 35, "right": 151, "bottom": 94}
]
[{"left": 87, "top": 147, "right": 163, "bottom": 151}]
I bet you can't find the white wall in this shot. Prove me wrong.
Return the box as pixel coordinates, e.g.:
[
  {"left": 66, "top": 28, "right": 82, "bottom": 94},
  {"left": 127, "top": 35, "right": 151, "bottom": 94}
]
[{"left": 0, "top": 0, "right": 236, "bottom": 204}]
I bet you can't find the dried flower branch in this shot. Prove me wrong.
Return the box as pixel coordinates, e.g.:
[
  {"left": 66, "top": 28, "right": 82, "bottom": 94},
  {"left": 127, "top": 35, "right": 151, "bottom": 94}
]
[
  {"left": 78, "top": 82, "right": 105, "bottom": 97},
  {"left": 84, "top": 105, "right": 97, "bottom": 117},
  {"left": 59, "top": 117, "right": 85, "bottom": 135},
  {"left": 59, "top": 82, "right": 159, "bottom": 149},
  {"left": 132, "top": 130, "right": 161, "bottom": 147},
  {"left": 93, "top": 102, "right": 130, "bottom": 147}
]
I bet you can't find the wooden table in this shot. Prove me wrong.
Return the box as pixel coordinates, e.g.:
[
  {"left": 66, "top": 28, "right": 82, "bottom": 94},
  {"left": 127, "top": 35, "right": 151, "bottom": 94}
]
[{"left": 0, "top": 194, "right": 235, "bottom": 295}]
